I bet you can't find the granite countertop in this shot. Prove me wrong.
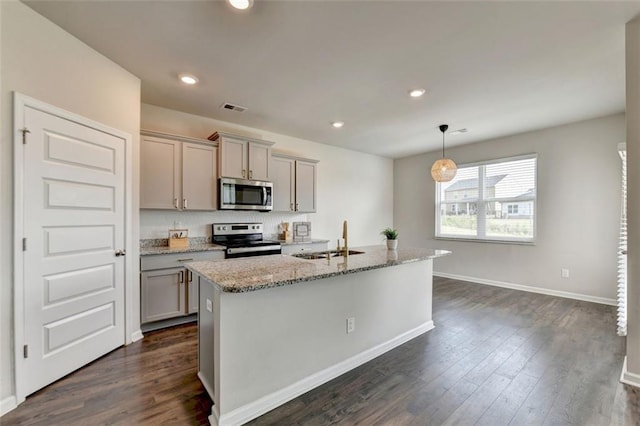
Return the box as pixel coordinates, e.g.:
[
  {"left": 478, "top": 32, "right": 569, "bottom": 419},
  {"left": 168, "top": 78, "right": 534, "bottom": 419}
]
[
  {"left": 140, "top": 243, "right": 226, "bottom": 256},
  {"left": 186, "top": 245, "right": 451, "bottom": 293},
  {"left": 140, "top": 237, "right": 329, "bottom": 256}
]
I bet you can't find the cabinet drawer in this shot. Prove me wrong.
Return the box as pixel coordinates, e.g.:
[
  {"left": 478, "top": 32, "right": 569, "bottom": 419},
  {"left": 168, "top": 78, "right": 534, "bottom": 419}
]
[
  {"left": 141, "top": 250, "right": 224, "bottom": 271},
  {"left": 281, "top": 242, "right": 328, "bottom": 255}
]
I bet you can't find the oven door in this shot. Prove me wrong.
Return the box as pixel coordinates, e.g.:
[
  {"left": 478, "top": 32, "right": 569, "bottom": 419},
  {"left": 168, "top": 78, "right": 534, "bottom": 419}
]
[
  {"left": 226, "top": 245, "right": 282, "bottom": 259},
  {"left": 219, "top": 178, "right": 273, "bottom": 211}
]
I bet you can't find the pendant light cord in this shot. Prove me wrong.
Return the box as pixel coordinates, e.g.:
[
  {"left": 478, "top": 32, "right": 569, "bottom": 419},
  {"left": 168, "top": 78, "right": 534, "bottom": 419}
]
[{"left": 442, "top": 132, "right": 445, "bottom": 158}]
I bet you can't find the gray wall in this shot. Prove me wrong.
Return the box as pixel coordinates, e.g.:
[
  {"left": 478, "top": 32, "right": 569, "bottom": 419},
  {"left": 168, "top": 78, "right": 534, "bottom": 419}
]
[
  {"left": 625, "top": 16, "right": 640, "bottom": 378},
  {"left": 394, "top": 114, "right": 625, "bottom": 302},
  {"left": 0, "top": 1, "right": 140, "bottom": 404}
]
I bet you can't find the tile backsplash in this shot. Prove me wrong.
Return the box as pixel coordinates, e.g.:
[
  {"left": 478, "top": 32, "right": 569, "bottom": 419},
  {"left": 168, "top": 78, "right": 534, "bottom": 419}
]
[{"left": 140, "top": 210, "right": 309, "bottom": 239}]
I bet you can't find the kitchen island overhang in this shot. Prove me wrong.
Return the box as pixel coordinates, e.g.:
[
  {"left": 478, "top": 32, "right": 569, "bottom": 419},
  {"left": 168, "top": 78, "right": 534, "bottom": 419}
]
[{"left": 187, "top": 246, "right": 450, "bottom": 426}]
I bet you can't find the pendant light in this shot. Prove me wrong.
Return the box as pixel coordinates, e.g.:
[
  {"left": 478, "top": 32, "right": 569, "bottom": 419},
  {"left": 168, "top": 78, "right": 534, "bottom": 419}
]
[{"left": 431, "top": 124, "right": 457, "bottom": 182}]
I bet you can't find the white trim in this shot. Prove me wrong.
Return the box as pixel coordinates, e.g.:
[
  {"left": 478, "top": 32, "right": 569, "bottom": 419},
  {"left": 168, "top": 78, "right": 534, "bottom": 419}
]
[
  {"left": 12, "top": 93, "right": 134, "bottom": 402},
  {"left": 620, "top": 356, "right": 640, "bottom": 388},
  {"left": 198, "top": 372, "right": 215, "bottom": 403},
  {"left": 210, "top": 321, "right": 434, "bottom": 426},
  {"left": 1, "top": 396, "right": 17, "bottom": 416},
  {"left": 130, "top": 330, "right": 144, "bottom": 343},
  {"left": 434, "top": 272, "right": 616, "bottom": 306}
]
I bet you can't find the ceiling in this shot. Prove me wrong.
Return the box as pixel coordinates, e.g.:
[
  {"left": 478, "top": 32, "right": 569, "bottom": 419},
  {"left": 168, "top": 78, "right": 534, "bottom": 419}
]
[{"left": 25, "top": 1, "right": 640, "bottom": 158}]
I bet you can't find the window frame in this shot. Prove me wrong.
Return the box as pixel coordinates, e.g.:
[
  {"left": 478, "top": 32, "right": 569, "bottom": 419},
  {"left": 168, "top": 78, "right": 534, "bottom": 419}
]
[{"left": 435, "top": 153, "right": 538, "bottom": 245}]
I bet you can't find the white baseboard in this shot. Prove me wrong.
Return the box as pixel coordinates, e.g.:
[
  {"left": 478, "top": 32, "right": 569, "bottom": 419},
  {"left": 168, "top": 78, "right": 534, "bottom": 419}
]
[
  {"left": 130, "top": 329, "right": 144, "bottom": 343},
  {"left": 1, "top": 395, "right": 17, "bottom": 416},
  {"left": 620, "top": 356, "right": 640, "bottom": 388},
  {"left": 434, "top": 272, "right": 616, "bottom": 306},
  {"left": 210, "top": 321, "right": 435, "bottom": 426}
]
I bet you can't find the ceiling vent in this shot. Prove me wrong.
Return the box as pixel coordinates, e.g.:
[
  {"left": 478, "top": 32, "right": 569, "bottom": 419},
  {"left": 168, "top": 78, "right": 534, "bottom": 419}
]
[{"left": 220, "top": 102, "right": 247, "bottom": 113}]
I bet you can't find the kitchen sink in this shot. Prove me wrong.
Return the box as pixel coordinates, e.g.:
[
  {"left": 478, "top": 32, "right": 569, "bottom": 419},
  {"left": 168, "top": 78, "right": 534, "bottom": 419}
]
[
  {"left": 329, "top": 250, "right": 365, "bottom": 257},
  {"left": 292, "top": 252, "right": 329, "bottom": 260},
  {"left": 292, "top": 250, "right": 365, "bottom": 260}
]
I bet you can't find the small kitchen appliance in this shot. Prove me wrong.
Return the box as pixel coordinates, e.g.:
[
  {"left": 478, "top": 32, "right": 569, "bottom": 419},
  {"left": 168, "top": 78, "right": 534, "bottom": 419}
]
[{"left": 219, "top": 178, "right": 273, "bottom": 211}]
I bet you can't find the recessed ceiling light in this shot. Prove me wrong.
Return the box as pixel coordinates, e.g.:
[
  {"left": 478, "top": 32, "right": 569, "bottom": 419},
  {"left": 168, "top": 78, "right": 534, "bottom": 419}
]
[
  {"left": 179, "top": 74, "right": 198, "bottom": 85},
  {"left": 331, "top": 121, "right": 344, "bottom": 128},
  {"left": 450, "top": 128, "right": 469, "bottom": 135},
  {"left": 409, "top": 88, "right": 426, "bottom": 98},
  {"left": 227, "top": 0, "right": 253, "bottom": 10}
]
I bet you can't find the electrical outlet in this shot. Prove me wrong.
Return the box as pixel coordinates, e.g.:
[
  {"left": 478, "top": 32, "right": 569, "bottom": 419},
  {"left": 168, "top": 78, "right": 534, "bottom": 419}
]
[
  {"left": 206, "top": 299, "right": 213, "bottom": 312},
  {"left": 346, "top": 317, "right": 355, "bottom": 334},
  {"left": 561, "top": 268, "right": 570, "bottom": 279}
]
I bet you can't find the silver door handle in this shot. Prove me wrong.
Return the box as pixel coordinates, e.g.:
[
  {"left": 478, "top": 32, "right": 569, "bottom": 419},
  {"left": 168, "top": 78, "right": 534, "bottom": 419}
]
[
  {"left": 242, "top": 169, "right": 246, "bottom": 178},
  {"left": 173, "top": 198, "right": 179, "bottom": 209},
  {"left": 179, "top": 270, "right": 184, "bottom": 283},
  {"left": 249, "top": 170, "right": 253, "bottom": 179},
  {"left": 290, "top": 203, "right": 294, "bottom": 211},
  {"left": 295, "top": 203, "right": 299, "bottom": 211},
  {"left": 115, "top": 249, "right": 126, "bottom": 257},
  {"left": 183, "top": 198, "right": 188, "bottom": 209}
]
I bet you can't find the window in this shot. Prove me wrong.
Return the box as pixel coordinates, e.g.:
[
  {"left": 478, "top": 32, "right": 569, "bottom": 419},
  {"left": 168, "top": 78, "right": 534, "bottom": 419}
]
[{"left": 435, "top": 154, "right": 537, "bottom": 243}]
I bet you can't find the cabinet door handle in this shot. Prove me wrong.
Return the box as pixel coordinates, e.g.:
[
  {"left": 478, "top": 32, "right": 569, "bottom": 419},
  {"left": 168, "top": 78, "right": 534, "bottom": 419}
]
[
  {"left": 242, "top": 169, "right": 246, "bottom": 178},
  {"left": 183, "top": 198, "right": 188, "bottom": 209},
  {"left": 290, "top": 203, "right": 294, "bottom": 211},
  {"left": 188, "top": 271, "right": 193, "bottom": 283},
  {"left": 295, "top": 203, "right": 299, "bottom": 211},
  {"left": 173, "top": 198, "right": 179, "bottom": 209},
  {"left": 179, "top": 271, "right": 184, "bottom": 283},
  {"left": 177, "top": 258, "right": 194, "bottom": 262},
  {"left": 249, "top": 170, "right": 253, "bottom": 179}
]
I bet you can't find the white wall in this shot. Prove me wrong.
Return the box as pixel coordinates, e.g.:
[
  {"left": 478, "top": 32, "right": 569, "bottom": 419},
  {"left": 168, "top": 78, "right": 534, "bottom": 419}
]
[
  {"left": 625, "top": 16, "right": 640, "bottom": 379},
  {"left": 394, "top": 114, "right": 625, "bottom": 302},
  {"left": 0, "top": 1, "right": 140, "bottom": 405},
  {"left": 141, "top": 104, "right": 394, "bottom": 245}
]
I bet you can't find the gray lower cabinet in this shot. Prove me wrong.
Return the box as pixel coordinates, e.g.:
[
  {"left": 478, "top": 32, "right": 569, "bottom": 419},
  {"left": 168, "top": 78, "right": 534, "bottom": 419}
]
[
  {"left": 140, "top": 250, "right": 224, "bottom": 325},
  {"left": 141, "top": 267, "right": 186, "bottom": 323}
]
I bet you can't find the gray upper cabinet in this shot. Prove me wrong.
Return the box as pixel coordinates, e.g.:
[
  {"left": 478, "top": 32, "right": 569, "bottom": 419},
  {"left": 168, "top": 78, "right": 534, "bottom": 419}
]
[
  {"left": 272, "top": 154, "right": 318, "bottom": 213},
  {"left": 218, "top": 135, "right": 273, "bottom": 181},
  {"left": 272, "top": 156, "right": 295, "bottom": 212},
  {"left": 182, "top": 142, "right": 217, "bottom": 210},
  {"left": 295, "top": 160, "right": 317, "bottom": 212},
  {"left": 140, "top": 136, "right": 181, "bottom": 209},
  {"left": 140, "top": 131, "right": 217, "bottom": 210}
]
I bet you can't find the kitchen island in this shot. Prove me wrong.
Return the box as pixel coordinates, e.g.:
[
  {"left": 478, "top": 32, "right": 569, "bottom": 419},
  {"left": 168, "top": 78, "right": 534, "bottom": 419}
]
[{"left": 186, "top": 245, "right": 450, "bottom": 426}]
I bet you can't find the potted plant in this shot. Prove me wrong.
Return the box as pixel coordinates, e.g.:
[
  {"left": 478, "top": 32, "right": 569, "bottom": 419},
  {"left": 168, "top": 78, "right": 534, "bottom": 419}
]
[{"left": 381, "top": 227, "right": 399, "bottom": 250}]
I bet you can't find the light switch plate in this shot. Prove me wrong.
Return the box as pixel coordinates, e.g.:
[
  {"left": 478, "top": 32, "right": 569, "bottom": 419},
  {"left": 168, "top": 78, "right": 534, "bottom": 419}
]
[{"left": 206, "top": 299, "right": 213, "bottom": 312}]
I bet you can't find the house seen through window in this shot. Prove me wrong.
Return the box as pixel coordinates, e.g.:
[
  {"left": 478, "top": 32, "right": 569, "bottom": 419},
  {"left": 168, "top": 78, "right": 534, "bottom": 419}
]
[{"left": 435, "top": 154, "right": 537, "bottom": 243}]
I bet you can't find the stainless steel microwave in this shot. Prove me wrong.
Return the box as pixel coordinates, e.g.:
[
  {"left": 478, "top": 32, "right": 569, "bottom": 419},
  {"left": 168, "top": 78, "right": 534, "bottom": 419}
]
[{"left": 219, "top": 177, "right": 273, "bottom": 211}]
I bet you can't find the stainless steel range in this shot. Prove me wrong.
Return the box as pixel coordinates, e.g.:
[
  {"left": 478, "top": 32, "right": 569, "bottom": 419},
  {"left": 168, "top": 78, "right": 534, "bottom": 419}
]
[{"left": 212, "top": 223, "right": 282, "bottom": 258}]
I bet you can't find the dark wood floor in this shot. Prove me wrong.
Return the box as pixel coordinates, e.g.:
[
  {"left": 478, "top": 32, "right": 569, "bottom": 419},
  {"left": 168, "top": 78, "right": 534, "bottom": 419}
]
[{"left": 3, "top": 278, "right": 640, "bottom": 425}]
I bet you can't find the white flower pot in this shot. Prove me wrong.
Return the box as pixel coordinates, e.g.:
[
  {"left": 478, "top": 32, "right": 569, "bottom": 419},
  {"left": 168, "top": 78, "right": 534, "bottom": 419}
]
[{"left": 386, "top": 239, "right": 398, "bottom": 250}]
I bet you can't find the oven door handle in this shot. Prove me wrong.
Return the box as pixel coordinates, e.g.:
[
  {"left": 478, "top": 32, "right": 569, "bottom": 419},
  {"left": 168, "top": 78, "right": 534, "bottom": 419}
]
[
  {"left": 227, "top": 245, "right": 281, "bottom": 255},
  {"left": 263, "top": 186, "right": 267, "bottom": 206}
]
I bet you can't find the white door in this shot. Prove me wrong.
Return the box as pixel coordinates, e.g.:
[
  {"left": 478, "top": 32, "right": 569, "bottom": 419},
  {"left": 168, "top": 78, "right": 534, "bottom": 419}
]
[{"left": 21, "top": 105, "right": 126, "bottom": 396}]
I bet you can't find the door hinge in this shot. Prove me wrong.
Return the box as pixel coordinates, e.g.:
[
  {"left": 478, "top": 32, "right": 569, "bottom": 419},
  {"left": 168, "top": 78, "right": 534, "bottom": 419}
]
[
  {"left": 20, "top": 127, "right": 30, "bottom": 145},
  {"left": 22, "top": 238, "right": 27, "bottom": 251},
  {"left": 23, "top": 344, "right": 28, "bottom": 358}
]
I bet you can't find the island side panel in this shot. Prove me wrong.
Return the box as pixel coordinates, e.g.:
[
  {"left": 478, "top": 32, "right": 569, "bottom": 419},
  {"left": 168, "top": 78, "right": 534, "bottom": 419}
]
[
  {"left": 197, "top": 275, "right": 216, "bottom": 400},
  {"left": 217, "top": 259, "right": 433, "bottom": 418}
]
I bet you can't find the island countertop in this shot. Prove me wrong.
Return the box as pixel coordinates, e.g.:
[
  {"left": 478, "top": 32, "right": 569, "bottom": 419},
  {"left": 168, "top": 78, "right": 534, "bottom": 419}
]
[{"left": 186, "top": 245, "right": 451, "bottom": 293}]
